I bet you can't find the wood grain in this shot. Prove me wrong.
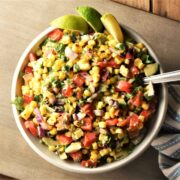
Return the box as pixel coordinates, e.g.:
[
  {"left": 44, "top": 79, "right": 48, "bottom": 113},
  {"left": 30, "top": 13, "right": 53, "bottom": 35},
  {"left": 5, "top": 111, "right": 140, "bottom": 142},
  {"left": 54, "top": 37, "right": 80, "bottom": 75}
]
[
  {"left": 153, "top": 0, "right": 180, "bottom": 21},
  {"left": 111, "top": 0, "right": 150, "bottom": 11},
  {"left": 0, "top": 0, "right": 180, "bottom": 179}
]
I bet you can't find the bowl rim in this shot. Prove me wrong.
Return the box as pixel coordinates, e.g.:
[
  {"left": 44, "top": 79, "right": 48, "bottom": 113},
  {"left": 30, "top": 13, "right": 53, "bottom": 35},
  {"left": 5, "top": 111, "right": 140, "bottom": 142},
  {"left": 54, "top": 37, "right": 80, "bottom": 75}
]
[{"left": 11, "top": 25, "right": 168, "bottom": 174}]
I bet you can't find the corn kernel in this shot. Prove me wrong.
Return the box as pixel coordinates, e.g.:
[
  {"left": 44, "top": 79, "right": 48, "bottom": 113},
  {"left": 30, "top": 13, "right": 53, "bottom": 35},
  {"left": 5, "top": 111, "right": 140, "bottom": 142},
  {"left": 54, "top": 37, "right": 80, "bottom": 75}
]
[
  {"left": 99, "top": 122, "right": 106, "bottom": 128},
  {"left": 96, "top": 101, "right": 105, "bottom": 110},
  {"left": 30, "top": 101, "right": 37, "bottom": 108},
  {"left": 142, "top": 101, "right": 149, "bottom": 110},
  {"left": 114, "top": 56, "right": 124, "bottom": 65},
  {"left": 47, "top": 113, "right": 58, "bottom": 125},
  {"left": 59, "top": 71, "right": 66, "bottom": 80},
  {"left": 32, "top": 118, "right": 38, "bottom": 125},
  {"left": 42, "top": 74, "right": 48, "bottom": 79},
  {"left": 115, "top": 128, "right": 123, "bottom": 135},
  {"left": 109, "top": 107, "right": 115, "bottom": 118},
  {"left": 61, "top": 35, "right": 71, "bottom": 44},
  {"left": 99, "top": 134, "right": 108, "bottom": 144},
  {"left": 139, "top": 115, "right": 145, "bottom": 122},
  {"left": 72, "top": 44, "right": 82, "bottom": 53},
  {"left": 104, "top": 112, "right": 110, "bottom": 119},
  {"left": 114, "top": 69, "right": 120, "bottom": 74},
  {"left": 20, "top": 107, "right": 33, "bottom": 120},
  {"left": 72, "top": 128, "right": 84, "bottom": 140},
  {"left": 49, "top": 128, "right": 57, "bottom": 135},
  {"left": 100, "top": 148, "right": 110, "bottom": 157},
  {"left": 136, "top": 43, "right": 144, "bottom": 49},
  {"left": 134, "top": 58, "right": 144, "bottom": 69},
  {"left": 93, "top": 74, "right": 100, "bottom": 83},
  {"left": 79, "top": 41, "right": 86, "bottom": 47},
  {"left": 52, "top": 59, "right": 63, "bottom": 71},
  {"left": 125, "top": 58, "right": 130, "bottom": 64},
  {"left": 93, "top": 121, "right": 99, "bottom": 128},
  {"left": 83, "top": 89, "right": 91, "bottom": 97},
  {"left": 88, "top": 40, "right": 96, "bottom": 46},
  {"left": 59, "top": 152, "right": 68, "bottom": 160},
  {"left": 92, "top": 142, "right": 98, "bottom": 150},
  {"left": 90, "top": 150, "right": 99, "bottom": 161},
  {"left": 48, "top": 145, "right": 56, "bottom": 152},
  {"left": 78, "top": 62, "right": 91, "bottom": 71},
  {"left": 59, "top": 146, "right": 65, "bottom": 153},
  {"left": 107, "top": 34, "right": 113, "bottom": 40},
  {"left": 120, "top": 65, "right": 129, "bottom": 77},
  {"left": 105, "top": 49, "right": 111, "bottom": 54},
  {"left": 40, "top": 105, "right": 47, "bottom": 115},
  {"left": 22, "top": 86, "right": 30, "bottom": 95},
  {"left": 108, "top": 39, "right": 117, "bottom": 47}
]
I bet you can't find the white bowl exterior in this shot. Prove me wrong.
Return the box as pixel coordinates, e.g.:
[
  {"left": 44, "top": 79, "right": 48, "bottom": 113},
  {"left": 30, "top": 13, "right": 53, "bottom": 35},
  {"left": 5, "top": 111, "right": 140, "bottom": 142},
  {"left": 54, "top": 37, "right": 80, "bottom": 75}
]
[{"left": 11, "top": 26, "right": 168, "bottom": 174}]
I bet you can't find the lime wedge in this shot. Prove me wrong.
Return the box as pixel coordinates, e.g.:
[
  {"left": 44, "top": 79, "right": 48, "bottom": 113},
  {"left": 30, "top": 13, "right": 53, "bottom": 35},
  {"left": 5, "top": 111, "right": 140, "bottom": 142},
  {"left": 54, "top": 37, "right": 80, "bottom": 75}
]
[
  {"left": 50, "top": 15, "right": 89, "bottom": 34},
  {"left": 76, "top": 6, "right": 104, "bottom": 32},
  {"left": 101, "top": 13, "right": 124, "bottom": 42}
]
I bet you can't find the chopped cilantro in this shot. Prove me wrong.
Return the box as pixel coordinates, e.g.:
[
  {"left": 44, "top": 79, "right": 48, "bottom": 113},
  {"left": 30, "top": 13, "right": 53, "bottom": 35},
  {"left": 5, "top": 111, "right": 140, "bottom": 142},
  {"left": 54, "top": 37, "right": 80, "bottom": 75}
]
[
  {"left": 55, "top": 43, "right": 66, "bottom": 54},
  {"left": 12, "top": 96, "right": 24, "bottom": 111},
  {"left": 34, "top": 94, "right": 43, "bottom": 102},
  {"left": 73, "top": 64, "right": 80, "bottom": 72},
  {"left": 115, "top": 43, "right": 126, "bottom": 51}
]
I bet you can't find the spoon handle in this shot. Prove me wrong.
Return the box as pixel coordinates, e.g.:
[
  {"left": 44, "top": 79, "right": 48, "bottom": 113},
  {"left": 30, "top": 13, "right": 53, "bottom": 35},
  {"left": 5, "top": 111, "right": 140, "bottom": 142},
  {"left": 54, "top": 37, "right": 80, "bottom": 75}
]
[{"left": 144, "top": 70, "right": 180, "bottom": 84}]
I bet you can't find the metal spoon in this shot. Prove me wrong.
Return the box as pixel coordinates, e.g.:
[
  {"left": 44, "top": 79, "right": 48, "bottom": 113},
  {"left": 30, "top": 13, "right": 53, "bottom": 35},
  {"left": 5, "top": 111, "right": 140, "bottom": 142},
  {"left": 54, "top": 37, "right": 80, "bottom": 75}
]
[{"left": 144, "top": 70, "right": 180, "bottom": 84}]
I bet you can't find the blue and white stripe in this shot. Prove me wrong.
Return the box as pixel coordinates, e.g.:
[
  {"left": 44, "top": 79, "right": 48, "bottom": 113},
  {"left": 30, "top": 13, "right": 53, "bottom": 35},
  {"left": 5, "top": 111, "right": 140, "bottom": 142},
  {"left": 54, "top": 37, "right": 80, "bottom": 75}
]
[{"left": 152, "top": 85, "right": 180, "bottom": 180}]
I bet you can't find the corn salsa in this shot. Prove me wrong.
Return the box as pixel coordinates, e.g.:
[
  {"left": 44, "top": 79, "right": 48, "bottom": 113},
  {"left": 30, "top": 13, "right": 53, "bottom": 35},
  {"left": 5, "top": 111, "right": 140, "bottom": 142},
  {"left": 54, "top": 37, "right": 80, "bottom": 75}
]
[{"left": 13, "top": 28, "right": 157, "bottom": 168}]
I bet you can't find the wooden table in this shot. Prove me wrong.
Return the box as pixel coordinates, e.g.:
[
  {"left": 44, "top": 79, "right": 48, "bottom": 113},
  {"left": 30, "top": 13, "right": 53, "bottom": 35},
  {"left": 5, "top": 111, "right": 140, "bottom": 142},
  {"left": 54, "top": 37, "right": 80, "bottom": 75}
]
[
  {"left": 0, "top": 0, "right": 180, "bottom": 179},
  {"left": 112, "top": 0, "right": 180, "bottom": 22}
]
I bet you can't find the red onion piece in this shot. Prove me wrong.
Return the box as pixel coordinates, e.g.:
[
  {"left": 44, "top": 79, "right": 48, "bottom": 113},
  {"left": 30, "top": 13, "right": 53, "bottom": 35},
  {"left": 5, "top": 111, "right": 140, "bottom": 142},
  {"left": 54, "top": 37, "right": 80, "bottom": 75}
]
[
  {"left": 37, "top": 126, "right": 45, "bottom": 137},
  {"left": 65, "top": 47, "right": 78, "bottom": 60},
  {"left": 34, "top": 108, "right": 43, "bottom": 123},
  {"left": 93, "top": 110, "right": 104, "bottom": 116}
]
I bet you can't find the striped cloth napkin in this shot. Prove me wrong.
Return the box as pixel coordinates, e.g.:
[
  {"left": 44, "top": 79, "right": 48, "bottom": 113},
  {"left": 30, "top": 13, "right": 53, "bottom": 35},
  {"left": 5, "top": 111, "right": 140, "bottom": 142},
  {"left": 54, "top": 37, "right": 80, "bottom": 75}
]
[{"left": 152, "top": 85, "right": 180, "bottom": 180}]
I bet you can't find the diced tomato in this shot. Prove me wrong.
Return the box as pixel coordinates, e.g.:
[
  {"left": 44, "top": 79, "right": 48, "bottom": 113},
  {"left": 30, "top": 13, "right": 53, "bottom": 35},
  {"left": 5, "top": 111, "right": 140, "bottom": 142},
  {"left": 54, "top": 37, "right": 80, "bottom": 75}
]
[
  {"left": 62, "top": 85, "right": 72, "bottom": 97},
  {"left": 25, "top": 66, "right": 33, "bottom": 74},
  {"left": 106, "top": 118, "right": 118, "bottom": 127},
  {"left": 48, "top": 29, "right": 63, "bottom": 41},
  {"left": 129, "top": 66, "right": 140, "bottom": 77},
  {"left": 97, "top": 60, "right": 119, "bottom": 69},
  {"left": 24, "top": 121, "right": 37, "bottom": 137},
  {"left": 140, "top": 110, "right": 151, "bottom": 120},
  {"left": 97, "top": 61, "right": 107, "bottom": 69},
  {"left": 81, "top": 160, "right": 97, "bottom": 168},
  {"left": 23, "top": 73, "right": 33, "bottom": 85},
  {"left": 70, "top": 151, "right": 82, "bottom": 162},
  {"left": 83, "top": 132, "right": 97, "bottom": 147},
  {"left": 130, "top": 91, "right": 143, "bottom": 107},
  {"left": 28, "top": 52, "right": 37, "bottom": 62},
  {"left": 128, "top": 114, "right": 140, "bottom": 132},
  {"left": 81, "top": 103, "right": 93, "bottom": 116},
  {"left": 107, "top": 60, "right": 119, "bottom": 68},
  {"left": 117, "top": 80, "right": 132, "bottom": 93},
  {"left": 102, "top": 69, "right": 109, "bottom": 82},
  {"left": 77, "top": 89, "right": 82, "bottom": 99},
  {"left": 23, "top": 95, "right": 34, "bottom": 104},
  {"left": 73, "top": 74, "right": 85, "bottom": 87},
  {"left": 125, "top": 52, "right": 133, "bottom": 59},
  {"left": 118, "top": 118, "right": 130, "bottom": 127},
  {"left": 81, "top": 117, "right": 93, "bottom": 131},
  {"left": 56, "top": 134, "right": 73, "bottom": 145}
]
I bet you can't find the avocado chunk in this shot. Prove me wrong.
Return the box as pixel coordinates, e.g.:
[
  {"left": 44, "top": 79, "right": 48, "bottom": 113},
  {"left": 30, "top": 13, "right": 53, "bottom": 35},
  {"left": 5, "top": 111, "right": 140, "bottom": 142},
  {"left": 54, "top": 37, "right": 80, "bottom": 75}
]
[
  {"left": 42, "top": 137, "right": 60, "bottom": 146},
  {"left": 118, "top": 98, "right": 126, "bottom": 106},
  {"left": 144, "top": 63, "right": 159, "bottom": 77},
  {"left": 144, "top": 82, "right": 154, "bottom": 100}
]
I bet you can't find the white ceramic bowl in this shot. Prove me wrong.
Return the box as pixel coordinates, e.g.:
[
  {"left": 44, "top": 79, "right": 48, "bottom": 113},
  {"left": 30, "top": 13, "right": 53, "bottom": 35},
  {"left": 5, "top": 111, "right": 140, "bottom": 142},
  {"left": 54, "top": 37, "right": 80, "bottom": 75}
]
[{"left": 11, "top": 26, "right": 168, "bottom": 174}]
